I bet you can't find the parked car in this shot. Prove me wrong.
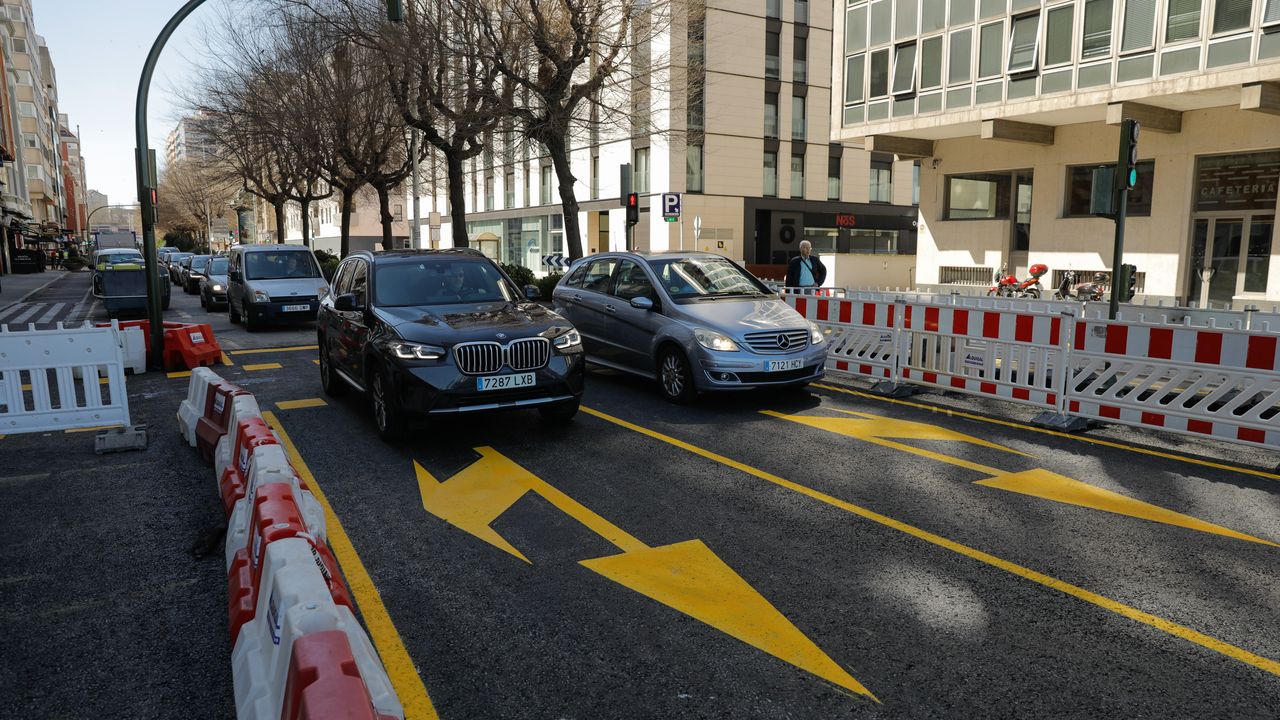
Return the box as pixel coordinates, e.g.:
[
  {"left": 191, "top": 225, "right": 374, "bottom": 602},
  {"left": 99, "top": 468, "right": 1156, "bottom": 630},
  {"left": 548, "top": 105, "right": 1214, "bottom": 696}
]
[
  {"left": 168, "top": 253, "right": 194, "bottom": 284},
  {"left": 552, "top": 251, "right": 826, "bottom": 402},
  {"left": 181, "top": 255, "right": 212, "bottom": 294},
  {"left": 227, "top": 245, "right": 329, "bottom": 331},
  {"left": 200, "top": 256, "right": 230, "bottom": 311},
  {"left": 317, "top": 249, "right": 585, "bottom": 440},
  {"left": 91, "top": 248, "right": 171, "bottom": 312}
]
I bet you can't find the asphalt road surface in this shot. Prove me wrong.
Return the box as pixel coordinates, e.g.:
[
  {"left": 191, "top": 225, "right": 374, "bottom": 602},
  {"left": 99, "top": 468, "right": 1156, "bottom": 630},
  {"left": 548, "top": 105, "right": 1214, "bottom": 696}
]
[{"left": 2, "top": 271, "right": 1278, "bottom": 719}]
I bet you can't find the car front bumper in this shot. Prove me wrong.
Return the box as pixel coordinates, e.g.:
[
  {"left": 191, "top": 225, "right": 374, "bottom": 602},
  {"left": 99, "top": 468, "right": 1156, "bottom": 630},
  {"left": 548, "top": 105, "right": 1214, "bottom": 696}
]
[
  {"left": 397, "top": 352, "right": 586, "bottom": 414},
  {"left": 691, "top": 344, "right": 827, "bottom": 391},
  {"left": 245, "top": 299, "right": 319, "bottom": 323}
]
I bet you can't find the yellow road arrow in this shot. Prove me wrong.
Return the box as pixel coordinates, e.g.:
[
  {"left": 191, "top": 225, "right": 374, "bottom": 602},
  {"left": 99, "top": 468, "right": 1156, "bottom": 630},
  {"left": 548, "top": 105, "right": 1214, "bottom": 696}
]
[{"left": 415, "top": 447, "right": 875, "bottom": 699}]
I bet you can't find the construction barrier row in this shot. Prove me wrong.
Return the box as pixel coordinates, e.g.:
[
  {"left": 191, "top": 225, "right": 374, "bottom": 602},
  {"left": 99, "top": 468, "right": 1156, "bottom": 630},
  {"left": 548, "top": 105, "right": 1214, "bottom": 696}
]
[
  {"left": 100, "top": 319, "right": 222, "bottom": 371},
  {"left": 178, "top": 370, "right": 404, "bottom": 720},
  {"left": 790, "top": 292, "right": 1280, "bottom": 452}
]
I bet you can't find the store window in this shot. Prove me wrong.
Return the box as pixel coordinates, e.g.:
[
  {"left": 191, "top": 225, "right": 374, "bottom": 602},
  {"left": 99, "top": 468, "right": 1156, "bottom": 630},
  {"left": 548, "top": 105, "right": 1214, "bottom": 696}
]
[
  {"left": 1065, "top": 162, "right": 1155, "bottom": 216},
  {"left": 944, "top": 172, "right": 1012, "bottom": 219},
  {"left": 1194, "top": 151, "right": 1280, "bottom": 212}
]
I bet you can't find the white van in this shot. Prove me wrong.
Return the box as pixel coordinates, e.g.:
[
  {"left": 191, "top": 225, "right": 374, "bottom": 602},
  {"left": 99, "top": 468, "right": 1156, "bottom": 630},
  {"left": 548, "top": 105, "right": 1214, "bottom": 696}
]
[{"left": 226, "top": 245, "right": 329, "bottom": 331}]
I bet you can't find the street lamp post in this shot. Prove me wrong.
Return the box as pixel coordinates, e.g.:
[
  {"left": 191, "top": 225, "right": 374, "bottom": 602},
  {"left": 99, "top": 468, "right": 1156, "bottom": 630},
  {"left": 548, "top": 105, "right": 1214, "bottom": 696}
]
[{"left": 135, "top": 0, "right": 208, "bottom": 369}]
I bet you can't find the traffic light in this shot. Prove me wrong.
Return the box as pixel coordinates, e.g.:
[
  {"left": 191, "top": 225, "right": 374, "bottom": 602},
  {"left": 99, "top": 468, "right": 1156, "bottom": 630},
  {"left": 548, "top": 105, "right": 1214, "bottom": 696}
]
[
  {"left": 1117, "top": 263, "right": 1138, "bottom": 302},
  {"left": 1117, "top": 119, "right": 1140, "bottom": 190},
  {"left": 625, "top": 193, "right": 639, "bottom": 226},
  {"left": 386, "top": 0, "right": 405, "bottom": 22}
]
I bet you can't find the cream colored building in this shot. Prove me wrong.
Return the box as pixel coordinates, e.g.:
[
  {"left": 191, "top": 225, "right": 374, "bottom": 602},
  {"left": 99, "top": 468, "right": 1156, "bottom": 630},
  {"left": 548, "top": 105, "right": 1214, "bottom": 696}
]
[
  {"left": 410, "top": 0, "right": 919, "bottom": 285},
  {"left": 834, "top": 0, "right": 1280, "bottom": 307}
]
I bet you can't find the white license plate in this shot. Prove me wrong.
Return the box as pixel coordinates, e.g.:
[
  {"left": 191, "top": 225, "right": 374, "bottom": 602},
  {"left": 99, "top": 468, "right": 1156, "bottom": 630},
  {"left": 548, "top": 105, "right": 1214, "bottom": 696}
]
[
  {"left": 476, "top": 373, "right": 536, "bottom": 391},
  {"left": 281, "top": 304, "right": 311, "bottom": 312},
  {"left": 764, "top": 359, "right": 805, "bottom": 372}
]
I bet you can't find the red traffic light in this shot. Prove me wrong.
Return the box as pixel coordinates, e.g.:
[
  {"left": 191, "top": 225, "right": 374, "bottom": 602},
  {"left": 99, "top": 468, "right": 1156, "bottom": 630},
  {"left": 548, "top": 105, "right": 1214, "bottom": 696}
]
[{"left": 627, "top": 193, "right": 638, "bottom": 207}]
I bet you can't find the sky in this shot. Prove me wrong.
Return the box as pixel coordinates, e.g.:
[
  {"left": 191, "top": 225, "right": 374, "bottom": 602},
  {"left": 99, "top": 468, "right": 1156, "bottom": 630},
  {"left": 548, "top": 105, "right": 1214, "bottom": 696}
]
[{"left": 36, "top": 0, "right": 230, "bottom": 205}]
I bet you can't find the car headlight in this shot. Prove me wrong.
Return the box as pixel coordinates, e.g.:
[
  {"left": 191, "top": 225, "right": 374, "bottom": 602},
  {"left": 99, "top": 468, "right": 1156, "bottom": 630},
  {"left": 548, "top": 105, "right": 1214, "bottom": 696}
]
[
  {"left": 693, "top": 328, "right": 739, "bottom": 352},
  {"left": 387, "top": 341, "right": 445, "bottom": 361},
  {"left": 553, "top": 329, "right": 581, "bottom": 350},
  {"left": 211, "top": 284, "right": 225, "bottom": 292},
  {"left": 809, "top": 321, "right": 826, "bottom": 345},
  {"left": 252, "top": 290, "right": 271, "bottom": 303}
]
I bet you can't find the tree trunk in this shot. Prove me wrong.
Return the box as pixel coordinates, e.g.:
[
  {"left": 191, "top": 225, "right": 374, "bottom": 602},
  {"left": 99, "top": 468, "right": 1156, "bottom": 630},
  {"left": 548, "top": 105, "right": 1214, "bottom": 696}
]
[
  {"left": 340, "top": 187, "right": 355, "bottom": 258},
  {"left": 445, "top": 152, "right": 469, "bottom": 248},
  {"left": 376, "top": 184, "right": 395, "bottom": 250},
  {"left": 274, "top": 200, "right": 287, "bottom": 244},
  {"left": 300, "top": 198, "right": 311, "bottom": 250},
  {"left": 547, "top": 135, "right": 584, "bottom": 261}
]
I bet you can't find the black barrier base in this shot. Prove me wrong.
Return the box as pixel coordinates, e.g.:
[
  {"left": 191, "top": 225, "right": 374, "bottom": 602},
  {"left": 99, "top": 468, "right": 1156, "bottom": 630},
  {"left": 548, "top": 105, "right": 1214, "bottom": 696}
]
[
  {"left": 868, "top": 381, "right": 919, "bottom": 398},
  {"left": 1030, "top": 412, "right": 1091, "bottom": 433}
]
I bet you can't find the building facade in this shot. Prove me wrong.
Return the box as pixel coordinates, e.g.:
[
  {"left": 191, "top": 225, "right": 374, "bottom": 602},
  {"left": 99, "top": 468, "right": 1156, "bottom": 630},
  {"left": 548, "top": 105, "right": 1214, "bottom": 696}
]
[
  {"left": 834, "top": 0, "right": 1280, "bottom": 307},
  {"left": 164, "top": 112, "right": 216, "bottom": 169},
  {"left": 408, "top": 0, "right": 920, "bottom": 287}
]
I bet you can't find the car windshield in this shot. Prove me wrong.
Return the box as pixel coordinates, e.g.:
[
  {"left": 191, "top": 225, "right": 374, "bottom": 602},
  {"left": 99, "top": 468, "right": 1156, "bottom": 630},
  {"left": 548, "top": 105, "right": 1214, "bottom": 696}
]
[
  {"left": 245, "top": 251, "right": 321, "bottom": 280},
  {"left": 102, "top": 252, "right": 143, "bottom": 266},
  {"left": 649, "top": 257, "right": 771, "bottom": 300},
  {"left": 208, "top": 258, "right": 229, "bottom": 275},
  {"left": 375, "top": 258, "right": 515, "bottom": 307},
  {"left": 190, "top": 256, "right": 211, "bottom": 272}
]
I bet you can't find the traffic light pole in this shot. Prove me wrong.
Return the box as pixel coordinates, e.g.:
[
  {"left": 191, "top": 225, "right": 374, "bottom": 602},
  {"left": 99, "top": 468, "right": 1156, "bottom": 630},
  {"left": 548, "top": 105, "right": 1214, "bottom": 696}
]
[
  {"left": 135, "top": 0, "right": 208, "bottom": 368},
  {"left": 1108, "top": 119, "right": 1138, "bottom": 320}
]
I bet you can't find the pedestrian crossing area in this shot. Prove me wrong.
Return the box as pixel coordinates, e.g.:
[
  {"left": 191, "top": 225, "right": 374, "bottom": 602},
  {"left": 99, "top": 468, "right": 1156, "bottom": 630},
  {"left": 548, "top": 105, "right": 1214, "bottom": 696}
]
[{"left": 0, "top": 301, "right": 85, "bottom": 330}]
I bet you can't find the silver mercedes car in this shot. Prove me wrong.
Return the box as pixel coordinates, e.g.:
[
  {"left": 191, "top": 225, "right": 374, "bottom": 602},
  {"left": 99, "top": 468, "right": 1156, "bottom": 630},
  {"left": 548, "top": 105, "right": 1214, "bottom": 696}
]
[{"left": 551, "top": 251, "right": 827, "bottom": 402}]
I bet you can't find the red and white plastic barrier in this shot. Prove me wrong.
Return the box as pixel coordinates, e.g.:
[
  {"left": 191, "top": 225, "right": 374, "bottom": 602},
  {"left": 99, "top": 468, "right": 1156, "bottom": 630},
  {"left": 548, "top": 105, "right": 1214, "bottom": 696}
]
[
  {"left": 197, "top": 380, "right": 252, "bottom": 463},
  {"left": 225, "top": 444, "right": 326, "bottom": 572},
  {"left": 214, "top": 395, "right": 264, "bottom": 480},
  {"left": 178, "top": 367, "right": 220, "bottom": 447},
  {"left": 219, "top": 417, "right": 283, "bottom": 518},
  {"left": 280, "top": 630, "right": 399, "bottom": 720}
]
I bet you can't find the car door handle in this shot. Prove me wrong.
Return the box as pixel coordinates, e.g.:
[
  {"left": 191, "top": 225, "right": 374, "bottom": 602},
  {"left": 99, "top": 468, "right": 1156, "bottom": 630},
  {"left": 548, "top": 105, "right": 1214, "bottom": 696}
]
[
  {"left": 604, "top": 304, "right": 617, "bottom": 314},
  {"left": 572, "top": 294, "right": 584, "bottom": 303}
]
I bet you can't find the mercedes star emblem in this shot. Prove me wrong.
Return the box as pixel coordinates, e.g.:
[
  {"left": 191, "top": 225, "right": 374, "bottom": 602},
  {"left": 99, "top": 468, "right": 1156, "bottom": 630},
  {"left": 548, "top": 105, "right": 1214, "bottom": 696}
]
[{"left": 776, "top": 333, "right": 791, "bottom": 349}]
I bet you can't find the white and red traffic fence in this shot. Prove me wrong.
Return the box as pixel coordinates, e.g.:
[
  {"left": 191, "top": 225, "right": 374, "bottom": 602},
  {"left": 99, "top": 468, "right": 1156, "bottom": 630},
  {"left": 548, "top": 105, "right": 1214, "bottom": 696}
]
[
  {"left": 789, "top": 291, "right": 1280, "bottom": 452},
  {"left": 177, "top": 370, "right": 404, "bottom": 720}
]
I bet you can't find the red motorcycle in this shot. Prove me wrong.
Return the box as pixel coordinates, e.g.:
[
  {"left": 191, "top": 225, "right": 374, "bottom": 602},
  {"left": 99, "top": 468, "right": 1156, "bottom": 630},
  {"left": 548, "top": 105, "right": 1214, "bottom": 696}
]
[{"left": 988, "top": 263, "right": 1048, "bottom": 299}]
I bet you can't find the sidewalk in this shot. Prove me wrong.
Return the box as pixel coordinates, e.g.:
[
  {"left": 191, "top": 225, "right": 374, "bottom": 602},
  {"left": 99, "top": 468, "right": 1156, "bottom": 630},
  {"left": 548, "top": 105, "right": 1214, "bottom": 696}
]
[{"left": 0, "top": 270, "right": 71, "bottom": 313}]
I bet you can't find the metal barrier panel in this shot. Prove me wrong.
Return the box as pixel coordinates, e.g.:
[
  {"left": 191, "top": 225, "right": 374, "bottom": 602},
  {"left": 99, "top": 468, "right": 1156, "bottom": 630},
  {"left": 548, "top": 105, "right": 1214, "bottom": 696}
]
[
  {"left": 789, "top": 295, "right": 899, "bottom": 381},
  {"left": 1069, "top": 320, "right": 1280, "bottom": 449},
  {"left": 0, "top": 323, "right": 131, "bottom": 433},
  {"left": 898, "top": 303, "right": 1072, "bottom": 412}
]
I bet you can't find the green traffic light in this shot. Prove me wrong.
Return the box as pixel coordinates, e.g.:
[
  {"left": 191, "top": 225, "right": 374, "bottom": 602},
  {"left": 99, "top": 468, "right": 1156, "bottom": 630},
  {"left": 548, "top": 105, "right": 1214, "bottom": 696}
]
[{"left": 1128, "top": 168, "right": 1138, "bottom": 188}]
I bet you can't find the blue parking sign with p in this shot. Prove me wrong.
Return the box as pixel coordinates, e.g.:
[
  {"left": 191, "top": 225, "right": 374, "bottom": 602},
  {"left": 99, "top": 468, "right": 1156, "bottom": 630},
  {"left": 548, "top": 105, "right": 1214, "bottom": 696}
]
[{"left": 662, "top": 193, "right": 681, "bottom": 218}]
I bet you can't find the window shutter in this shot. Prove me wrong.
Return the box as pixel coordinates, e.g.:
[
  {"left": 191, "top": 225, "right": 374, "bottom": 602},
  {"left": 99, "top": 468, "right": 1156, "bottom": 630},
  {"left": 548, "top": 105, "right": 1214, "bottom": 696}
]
[
  {"left": 1121, "top": 0, "right": 1157, "bottom": 51},
  {"left": 1212, "top": 0, "right": 1253, "bottom": 33},
  {"left": 1082, "top": 0, "right": 1114, "bottom": 58},
  {"left": 1265, "top": 0, "right": 1280, "bottom": 24}
]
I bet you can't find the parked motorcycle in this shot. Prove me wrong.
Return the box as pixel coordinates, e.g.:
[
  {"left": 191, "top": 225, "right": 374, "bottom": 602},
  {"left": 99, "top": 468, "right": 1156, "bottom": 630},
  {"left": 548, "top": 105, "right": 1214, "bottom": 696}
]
[
  {"left": 1054, "top": 270, "right": 1108, "bottom": 301},
  {"left": 988, "top": 263, "right": 1049, "bottom": 299}
]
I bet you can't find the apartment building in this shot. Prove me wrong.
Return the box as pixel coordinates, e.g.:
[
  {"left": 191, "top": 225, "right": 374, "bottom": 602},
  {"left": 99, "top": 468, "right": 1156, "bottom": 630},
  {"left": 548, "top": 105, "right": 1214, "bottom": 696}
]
[
  {"left": 409, "top": 0, "right": 920, "bottom": 286},
  {"left": 834, "top": 0, "right": 1280, "bottom": 307},
  {"left": 165, "top": 112, "right": 216, "bottom": 168},
  {"left": 59, "top": 114, "right": 88, "bottom": 242}
]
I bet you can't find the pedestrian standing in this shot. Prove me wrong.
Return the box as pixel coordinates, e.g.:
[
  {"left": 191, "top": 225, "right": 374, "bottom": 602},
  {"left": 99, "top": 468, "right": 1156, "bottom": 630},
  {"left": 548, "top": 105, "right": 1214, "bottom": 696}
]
[{"left": 785, "top": 240, "right": 827, "bottom": 289}]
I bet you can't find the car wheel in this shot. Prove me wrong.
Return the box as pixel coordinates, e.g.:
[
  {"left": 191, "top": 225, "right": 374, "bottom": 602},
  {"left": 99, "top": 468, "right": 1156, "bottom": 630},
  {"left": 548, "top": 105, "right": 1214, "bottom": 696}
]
[
  {"left": 200, "top": 292, "right": 207, "bottom": 309},
  {"left": 538, "top": 398, "right": 579, "bottom": 423},
  {"left": 244, "top": 310, "right": 257, "bottom": 332},
  {"left": 658, "top": 348, "right": 697, "bottom": 404},
  {"left": 319, "top": 343, "right": 346, "bottom": 398},
  {"left": 370, "top": 368, "right": 403, "bottom": 441}
]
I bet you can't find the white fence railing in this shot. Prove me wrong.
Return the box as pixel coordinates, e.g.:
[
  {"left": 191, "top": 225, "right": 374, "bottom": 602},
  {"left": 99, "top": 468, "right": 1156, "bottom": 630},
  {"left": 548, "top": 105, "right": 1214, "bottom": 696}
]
[
  {"left": 788, "top": 290, "right": 1280, "bottom": 452},
  {"left": 0, "top": 322, "right": 132, "bottom": 434}
]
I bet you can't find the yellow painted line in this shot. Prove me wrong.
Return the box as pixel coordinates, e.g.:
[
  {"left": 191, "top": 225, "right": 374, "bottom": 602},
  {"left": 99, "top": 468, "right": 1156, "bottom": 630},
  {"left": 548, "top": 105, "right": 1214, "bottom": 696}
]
[
  {"left": 243, "top": 363, "right": 283, "bottom": 372},
  {"left": 813, "top": 382, "right": 1280, "bottom": 482},
  {"left": 65, "top": 425, "right": 123, "bottom": 434},
  {"left": 221, "top": 352, "right": 234, "bottom": 366},
  {"left": 582, "top": 405, "right": 1280, "bottom": 680},
  {"left": 264, "top": 411, "right": 439, "bottom": 720},
  {"left": 229, "top": 344, "right": 318, "bottom": 356},
  {"left": 276, "top": 398, "right": 327, "bottom": 411},
  {"left": 167, "top": 370, "right": 192, "bottom": 379}
]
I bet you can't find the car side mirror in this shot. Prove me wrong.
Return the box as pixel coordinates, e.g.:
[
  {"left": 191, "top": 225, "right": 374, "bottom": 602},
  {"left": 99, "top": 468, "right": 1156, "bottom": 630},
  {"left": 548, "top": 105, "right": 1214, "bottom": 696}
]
[
  {"left": 524, "top": 284, "right": 541, "bottom": 300},
  {"left": 630, "top": 296, "right": 655, "bottom": 311},
  {"left": 334, "top": 293, "right": 360, "bottom": 312}
]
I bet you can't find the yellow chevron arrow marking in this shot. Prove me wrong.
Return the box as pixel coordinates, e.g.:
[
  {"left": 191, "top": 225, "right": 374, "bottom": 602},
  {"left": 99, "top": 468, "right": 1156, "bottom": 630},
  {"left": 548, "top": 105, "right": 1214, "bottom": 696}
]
[
  {"left": 976, "top": 470, "right": 1278, "bottom": 547},
  {"left": 581, "top": 540, "right": 877, "bottom": 700},
  {"left": 416, "top": 447, "right": 874, "bottom": 699}
]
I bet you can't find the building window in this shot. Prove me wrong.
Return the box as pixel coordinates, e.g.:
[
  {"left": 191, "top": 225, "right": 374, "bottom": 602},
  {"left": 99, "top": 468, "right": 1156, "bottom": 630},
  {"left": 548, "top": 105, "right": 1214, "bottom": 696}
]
[
  {"left": 505, "top": 171, "right": 515, "bottom": 208},
  {"left": 26, "top": 164, "right": 43, "bottom": 183},
  {"left": 913, "top": 162, "right": 921, "bottom": 206},
  {"left": 541, "top": 165, "right": 553, "bottom": 205},
  {"left": 1082, "top": 0, "right": 1114, "bottom": 58},
  {"left": 791, "top": 95, "right": 806, "bottom": 140},
  {"left": 764, "top": 91, "right": 780, "bottom": 137},
  {"left": 1045, "top": 5, "right": 1075, "bottom": 65},
  {"left": 845, "top": 54, "right": 866, "bottom": 103},
  {"left": 1007, "top": 13, "right": 1040, "bottom": 73},
  {"left": 22, "top": 133, "right": 36, "bottom": 149},
  {"left": 870, "top": 156, "right": 893, "bottom": 203},
  {"left": 18, "top": 102, "right": 35, "bottom": 118},
  {"left": 871, "top": 0, "right": 891, "bottom": 45},
  {"left": 790, "top": 154, "right": 805, "bottom": 197},
  {"left": 796, "top": 0, "right": 809, "bottom": 24},
  {"left": 1166, "top": 0, "right": 1203, "bottom": 40},
  {"left": 944, "top": 172, "right": 1012, "bottom": 219},
  {"left": 15, "top": 69, "right": 32, "bottom": 86},
  {"left": 764, "top": 152, "right": 778, "bottom": 197},
  {"left": 869, "top": 49, "right": 890, "bottom": 98},
  {"left": 895, "top": 0, "right": 919, "bottom": 39},
  {"left": 1065, "top": 162, "right": 1155, "bottom": 216},
  {"left": 1212, "top": 0, "right": 1252, "bottom": 33},
  {"left": 794, "top": 34, "right": 808, "bottom": 83},
  {"left": 892, "top": 42, "right": 917, "bottom": 94},
  {"left": 920, "top": 36, "right": 943, "bottom": 90},
  {"left": 687, "top": 145, "right": 704, "bottom": 193},
  {"left": 847, "top": 5, "right": 869, "bottom": 53},
  {"left": 1121, "top": 0, "right": 1157, "bottom": 52},
  {"left": 978, "top": 22, "right": 1004, "bottom": 79},
  {"left": 765, "top": 30, "right": 781, "bottom": 79},
  {"left": 767, "top": 0, "right": 781, "bottom": 19},
  {"left": 484, "top": 176, "right": 494, "bottom": 212},
  {"left": 590, "top": 156, "right": 600, "bottom": 200},
  {"left": 948, "top": 29, "right": 973, "bottom": 84},
  {"left": 634, "top": 147, "right": 650, "bottom": 194},
  {"left": 828, "top": 155, "right": 841, "bottom": 200},
  {"left": 1265, "top": 0, "right": 1280, "bottom": 26},
  {"left": 11, "top": 37, "right": 26, "bottom": 54}
]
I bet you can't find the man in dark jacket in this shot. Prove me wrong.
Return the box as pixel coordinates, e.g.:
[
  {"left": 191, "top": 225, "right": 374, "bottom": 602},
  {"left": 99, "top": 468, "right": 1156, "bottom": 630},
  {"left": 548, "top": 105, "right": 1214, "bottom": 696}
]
[{"left": 785, "top": 240, "right": 827, "bottom": 288}]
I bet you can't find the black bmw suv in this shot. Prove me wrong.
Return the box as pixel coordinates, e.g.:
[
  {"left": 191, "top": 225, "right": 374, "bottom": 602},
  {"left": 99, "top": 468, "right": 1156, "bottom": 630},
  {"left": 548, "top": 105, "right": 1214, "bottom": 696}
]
[{"left": 317, "top": 249, "right": 586, "bottom": 439}]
